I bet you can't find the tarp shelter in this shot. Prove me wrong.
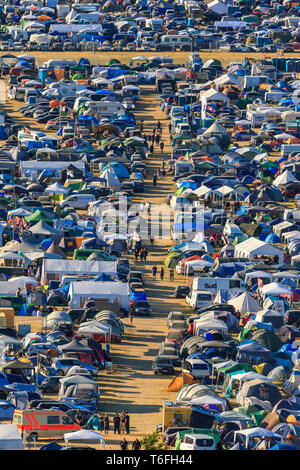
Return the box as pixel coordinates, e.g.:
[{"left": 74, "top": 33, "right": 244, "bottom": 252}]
[
  {"left": 200, "top": 88, "right": 230, "bottom": 119},
  {"left": 234, "top": 238, "right": 284, "bottom": 264},
  {"left": 260, "top": 282, "right": 292, "bottom": 298},
  {"left": 0, "top": 400, "right": 15, "bottom": 421},
  {"left": 0, "top": 424, "right": 24, "bottom": 450}
]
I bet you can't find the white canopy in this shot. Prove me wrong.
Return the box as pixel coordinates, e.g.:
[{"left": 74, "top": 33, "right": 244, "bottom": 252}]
[
  {"left": 234, "top": 427, "right": 283, "bottom": 448},
  {"left": 260, "top": 282, "right": 292, "bottom": 297},
  {"left": 64, "top": 429, "right": 105, "bottom": 446},
  {"left": 45, "top": 182, "right": 68, "bottom": 194},
  {"left": 41, "top": 259, "right": 117, "bottom": 284},
  {"left": 234, "top": 237, "right": 283, "bottom": 264}
]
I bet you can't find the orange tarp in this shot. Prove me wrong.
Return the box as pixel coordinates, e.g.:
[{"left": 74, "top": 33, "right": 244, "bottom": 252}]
[{"left": 165, "top": 373, "right": 195, "bottom": 392}]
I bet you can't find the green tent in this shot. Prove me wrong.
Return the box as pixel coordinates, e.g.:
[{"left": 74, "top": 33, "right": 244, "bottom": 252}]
[
  {"left": 250, "top": 410, "right": 269, "bottom": 426},
  {"left": 174, "top": 429, "right": 220, "bottom": 450},
  {"left": 164, "top": 251, "right": 182, "bottom": 268},
  {"left": 107, "top": 59, "right": 120, "bottom": 66},
  {"left": 25, "top": 209, "right": 54, "bottom": 225},
  {"left": 247, "top": 329, "right": 282, "bottom": 353},
  {"left": 219, "top": 363, "right": 254, "bottom": 376}
]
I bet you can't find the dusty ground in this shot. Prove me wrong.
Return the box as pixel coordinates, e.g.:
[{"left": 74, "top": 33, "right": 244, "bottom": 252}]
[{"left": 7, "top": 49, "right": 300, "bottom": 69}]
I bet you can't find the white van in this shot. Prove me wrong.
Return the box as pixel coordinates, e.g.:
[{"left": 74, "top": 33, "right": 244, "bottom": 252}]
[
  {"left": 159, "top": 34, "right": 192, "bottom": 49},
  {"left": 185, "top": 291, "right": 213, "bottom": 310},
  {"left": 85, "top": 101, "right": 124, "bottom": 118},
  {"left": 60, "top": 194, "right": 96, "bottom": 210},
  {"left": 182, "top": 359, "right": 210, "bottom": 379},
  {"left": 180, "top": 433, "right": 216, "bottom": 450}
]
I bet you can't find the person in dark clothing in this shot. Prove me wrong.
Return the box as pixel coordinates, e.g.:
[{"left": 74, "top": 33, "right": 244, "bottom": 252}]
[
  {"left": 143, "top": 247, "right": 148, "bottom": 261},
  {"left": 160, "top": 141, "right": 164, "bottom": 153},
  {"left": 169, "top": 268, "right": 174, "bottom": 282},
  {"left": 104, "top": 415, "right": 109, "bottom": 434},
  {"left": 132, "top": 439, "right": 141, "bottom": 450},
  {"left": 129, "top": 305, "right": 135, "bottom": 324},
  {"left": 125, "top": 412, "right": 130, "bottom": 434},
  {"left": 157, "top": 120, "right": 161, "bottom": 130},
  {"left": 150, "top": 144, "right": 154, "bottom": 155},
  {"left": 160, "top": 267, "right": 164, "bottom": 281},
  {"left": 152, "top": 265, "right": 157, "bottom": 279},
  {"left": 120, "top": 438, "right": 128, "bottom": 450},
  {"left": 155, "top": 133, "right": 160, "bottom": 145},
  {"left": 135, "top": 248, "right": 139, "bottom": 261},
  {"left": 153, "top": 173, "right": 157, "bottom": 187},
  {"left": 113, "top": 413, "right": 121, "bottom": 434}
]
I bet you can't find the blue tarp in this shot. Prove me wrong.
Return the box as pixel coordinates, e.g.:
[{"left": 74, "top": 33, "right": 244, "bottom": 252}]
[{"left": 0, "top": 400, "right": 15, "bottom": 421}]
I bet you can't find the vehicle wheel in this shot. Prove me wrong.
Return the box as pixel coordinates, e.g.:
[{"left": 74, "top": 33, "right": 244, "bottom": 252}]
[{"left": 57, "top": 369, "right": 64, "bottom": 376}]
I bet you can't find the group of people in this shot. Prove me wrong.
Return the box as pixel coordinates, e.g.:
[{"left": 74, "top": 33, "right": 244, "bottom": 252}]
[
  {"left": 134, "top": 246, "right": 148, "bottom": 262},
  {"left": 152, "top": 265, "right": 174, "bottom": 282},
  {"left": 113, "top": 411, "right": 130, "bottom": 435}
]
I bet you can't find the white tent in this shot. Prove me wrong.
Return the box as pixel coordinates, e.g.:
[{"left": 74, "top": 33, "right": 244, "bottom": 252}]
[
  {"left": 77, "top": 321, "right": 111, "bottom": 342},
  {"left": 234, "top": 237, "right": 284, "bottom": 264},
  {"left": 183, "top": 258, "right": 213, "bottom": 275},
  {"left": 0, "top": 424, "right": 24, "bottom": 450},
  {"left": 100, "top": 168, "right": 120, "bottom": 192},
  {"left": 273, "top": 170, "right": 298, "bottom": 187},
  {"left": 228, "top": 291, "right": 261, "bottom": 314},
  {"left": 64, "top": 429, "right": 105, "bottom": 447},
  {"left": 200, "top": 88, "right": 230, "bottom": 119},
  {"left": 260, "top": 282, "right": 292, "bottom": 297},
  {"left": 234, "top": 427, "right": 283, "bottom": 448},
  {"left": 41, "top": 259, "right": 117, "bottom": 284},
  {"left": 190, "top": 395, "right": 226, "bottom": 411},
  {"left": 69, "top": 281, "right": 130, "bottom": 309},
  {"left": 45, "top": 182, "right": 69, "bottom": 194}
]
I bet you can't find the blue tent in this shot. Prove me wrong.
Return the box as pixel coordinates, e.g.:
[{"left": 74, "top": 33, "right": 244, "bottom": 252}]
[
  {"left": 265, "top": 233, "right": 281, "bottom": 243},
  {"left": 102, "top": 161, "right": 129, "bottom": 179},
  {"left": 41, "top": 238, "right": 54, "bottom": 250}
]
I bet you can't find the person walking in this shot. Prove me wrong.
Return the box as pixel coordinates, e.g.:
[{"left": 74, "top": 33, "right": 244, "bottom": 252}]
[
  {"left": 100, "top": 415, "right": 105, "bottom": 432},
  {"left": 129, "top": 305, "right": 135, "bottom": 325},
  {"left": 113, "top": 413, "right": 121, "bottom": 434},
  {"left": 143, "top": 247, "right": 148, "bottom": 262},
  {"left": 120, "top": 438, "right": 128, "bottom": 450},
  {"left": 157, "top": 120, "right": 161, "bottom": 131},
  {"left": 135, "top": 248, "right": 139, "bottom": 262},
  {"left": 169, "top": 268, "right": 174, "bottom": 282},
  {"left": 120, "top": 411, "right": 126, "bottom": 434},
  {"left": 160, "top": 141, "right": 164, "bottom": 153},
  {"left": 160, "top": 267, "right": 164, "bottom": 281},
  {"left": 132, "top": 439, "right": 141, "bottom": 450},
  {"left": 152, "top": 265, "right": 157, "bottom": 279},
  {"left": 153, "top": 173, "right": 157, "bottom": 187},
  {"left": 104, "top": 414, "right": 109, "bottom": 434},
  {"left": 150, "top": 143, "right": 154, "bottom": 155},
  {"left": 125, "top": 412, "right": 130, "bottom": 434}
]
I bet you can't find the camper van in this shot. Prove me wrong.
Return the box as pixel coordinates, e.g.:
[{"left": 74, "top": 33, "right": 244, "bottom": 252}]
[
  {"left": 85, "top": 101, "right": 124, "bottom": 118},
  {"left": 185, "top": 291, "right": 214, "bottom": 310},
  {"left": 158, "top": 35, "right": 192, "bottom": 50},
  {"left": 13, "top": 408, "right": 81, "bottom": 439},
  {"left": 190, "top": 277, "right": 245, "bottom": 297},
  {"left": 47, "top": 82, "right": 87, "bottom": 98}
]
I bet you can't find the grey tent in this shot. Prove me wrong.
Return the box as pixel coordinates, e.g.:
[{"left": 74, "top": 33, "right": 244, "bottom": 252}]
[
  {"left": 236, "top": 379, "right": 282, "bottom": 407},
  {"left": 24, "top": 220, "right": 63, "bottom": 244}
]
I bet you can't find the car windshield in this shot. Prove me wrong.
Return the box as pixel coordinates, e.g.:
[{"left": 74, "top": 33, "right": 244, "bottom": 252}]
[{"left": 135, "top": 302, "right": 148, "bottom": 307}]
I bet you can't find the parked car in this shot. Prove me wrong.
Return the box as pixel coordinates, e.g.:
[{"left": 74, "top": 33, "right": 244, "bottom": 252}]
[
  {"left": 132, "top": 300, "right": 152, "bottom": 316},
  {"left": 51, "top": 358, "right": 98, "bottom": 376},
  {"left": 152, "top": 355, "right": 175, "bottom": 375}
]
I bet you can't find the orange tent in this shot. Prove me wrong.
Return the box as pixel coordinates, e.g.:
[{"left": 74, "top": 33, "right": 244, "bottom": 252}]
[{"left": 165, "top": 373, "right": 196, "bottom": 392}]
